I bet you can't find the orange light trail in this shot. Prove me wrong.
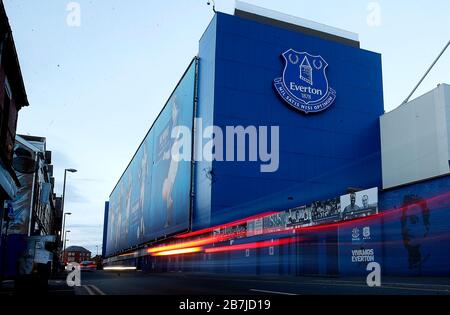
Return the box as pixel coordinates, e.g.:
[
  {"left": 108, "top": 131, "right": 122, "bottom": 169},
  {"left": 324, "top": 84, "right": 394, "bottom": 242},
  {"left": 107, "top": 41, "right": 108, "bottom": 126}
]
[
  {"left": 151, "top": 247, "right": 203, "bottom": 256},
  {"left": 119, "top": 252, "right": 138, "bottom": 257},
  {"left": 147, "top": 232, "right": 245, "bottom": 254}
]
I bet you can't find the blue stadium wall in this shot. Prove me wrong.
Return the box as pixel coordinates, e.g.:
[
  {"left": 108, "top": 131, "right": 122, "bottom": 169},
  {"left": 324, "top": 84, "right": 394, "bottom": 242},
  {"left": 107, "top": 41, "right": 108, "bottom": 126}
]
[
  {"left": 194, "top": 12, "right": 384, "bottom": 229},
  {"left": 102, "top": 201, "right": 109, "bottom": 258},
  {"left": 379, "top": 175, "right": 450, "bottom": 276},
  {"left": 104, "top": 12, "right": 450, "bottom": 277}
]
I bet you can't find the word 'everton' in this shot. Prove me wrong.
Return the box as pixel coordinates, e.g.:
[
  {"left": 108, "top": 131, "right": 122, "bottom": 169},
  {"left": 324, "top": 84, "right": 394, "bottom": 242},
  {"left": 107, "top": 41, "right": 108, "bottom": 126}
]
[{"left": 289, "top": 82, "right": 323, "bottom": 96}]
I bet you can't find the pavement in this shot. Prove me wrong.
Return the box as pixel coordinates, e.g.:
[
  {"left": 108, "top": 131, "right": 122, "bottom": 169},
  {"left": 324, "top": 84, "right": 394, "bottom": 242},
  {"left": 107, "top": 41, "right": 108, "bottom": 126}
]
[{"left": 1, "top": 271, "right": 450, "bottom": 295}]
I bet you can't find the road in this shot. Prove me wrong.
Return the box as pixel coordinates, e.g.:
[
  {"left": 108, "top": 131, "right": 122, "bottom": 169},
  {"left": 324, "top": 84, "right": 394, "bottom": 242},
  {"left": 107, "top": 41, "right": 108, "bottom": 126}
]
[{"left": 72, "top": 270, "right": 450, "bottom": 295}]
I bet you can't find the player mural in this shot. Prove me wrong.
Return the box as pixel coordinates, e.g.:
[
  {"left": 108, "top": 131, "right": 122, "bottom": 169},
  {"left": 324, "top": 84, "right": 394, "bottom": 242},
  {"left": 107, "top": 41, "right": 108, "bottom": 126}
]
[
  {"left": 105, "top": 60, "right": 197, "bottom": 256},
  {"left": 137, "top": 142, "right": 149, "bottom": 239},
  {"left": 160, "top": 99, "right": 180, "bottom": 228},
  {"left": 377, "top": 175, "right": 450, "bottom": 276},
  {"left": 400, "top": 195, "right": 431, "bottom": 269}
]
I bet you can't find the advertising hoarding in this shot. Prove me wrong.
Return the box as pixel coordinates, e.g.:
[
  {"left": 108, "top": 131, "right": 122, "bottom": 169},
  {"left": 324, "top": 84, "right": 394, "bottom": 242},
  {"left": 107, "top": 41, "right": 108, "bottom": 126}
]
[
  {"left": 338, "top": 217, "right": 382, "bottom": 276},
  {"left": 310, "top": 198, "right": 340, "bottom": 224},
  {"left": 246, "top": 188, "right": 379, "bottom": 236},
  {"left": 338, "top": 188, "right": 380, "bottom": 276},
  {"left": 106, "top": 59, "right": 197, "bottom": 256},
  {"left": 286, "top": 206, "right": 311, "bottom": 228},
  {"left": 340, "top": 187, "right": 378, "bottom": 220}
]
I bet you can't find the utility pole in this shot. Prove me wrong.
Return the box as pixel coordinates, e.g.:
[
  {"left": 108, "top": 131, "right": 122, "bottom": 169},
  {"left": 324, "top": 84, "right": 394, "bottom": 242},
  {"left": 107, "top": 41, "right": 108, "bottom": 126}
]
[{"left": 400, "top": 40, "right": 450, "bottom": 106}]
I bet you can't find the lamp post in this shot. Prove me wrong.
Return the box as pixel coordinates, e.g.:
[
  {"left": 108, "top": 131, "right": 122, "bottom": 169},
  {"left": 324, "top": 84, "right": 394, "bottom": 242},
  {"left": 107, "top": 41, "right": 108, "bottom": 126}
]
[
  {"left": 61, "top": 168, "right": 76, "bottom": 246},
  {"left": 63, "top": 230, "right": 71, "bottom": 264},
  {"left": 61, "top": 212, "right": 71, "bottom": 259}
]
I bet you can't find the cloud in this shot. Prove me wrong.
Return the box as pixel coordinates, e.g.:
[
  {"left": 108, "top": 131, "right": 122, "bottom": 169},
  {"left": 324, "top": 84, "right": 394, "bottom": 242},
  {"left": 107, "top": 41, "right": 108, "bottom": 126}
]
[
  {"left": 72, "top": 177, "right": 107, "bottom": 183},
  {"left": 63, "top": 182, "right": 90, "bottom": 204},
  {"left": 50, "top": 150, "right": 77, "bottom": 170},
  {"left": 66, "top": 223, "right": 103, "bottom": 229},
  {"left": 64, "top": 223, "right": 103, "bottom": 255}
]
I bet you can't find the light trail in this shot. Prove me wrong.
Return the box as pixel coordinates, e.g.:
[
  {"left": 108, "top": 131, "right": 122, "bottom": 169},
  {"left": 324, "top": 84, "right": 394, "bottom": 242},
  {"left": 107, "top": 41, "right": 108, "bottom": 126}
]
[
  {"left": 141, "top": 190, "right": 450, "bottom": 257},
  {"left": 204, "top": 238, "right": 296, "bottom": 254},
  {"left": 151, "top": 247, "right": 203, "bottom": 256},
  {"left": 174, "top": 211, "right": 277, "bottom": 239},
  {"left": 103, "top": 266, "right": 137, "bottom": 271}
]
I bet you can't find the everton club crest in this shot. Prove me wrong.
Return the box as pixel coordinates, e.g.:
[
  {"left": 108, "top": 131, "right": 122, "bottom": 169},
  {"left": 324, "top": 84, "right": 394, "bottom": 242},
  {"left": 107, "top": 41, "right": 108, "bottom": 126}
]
[{"left": 274, "top": 49, "right": 336, "bottom": 114}]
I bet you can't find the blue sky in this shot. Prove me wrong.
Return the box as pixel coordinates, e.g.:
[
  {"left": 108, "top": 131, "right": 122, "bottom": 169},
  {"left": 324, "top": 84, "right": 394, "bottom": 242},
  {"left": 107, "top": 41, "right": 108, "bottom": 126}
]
[{"left": 3, "top": 0, "right": 449, "bottom": 255}]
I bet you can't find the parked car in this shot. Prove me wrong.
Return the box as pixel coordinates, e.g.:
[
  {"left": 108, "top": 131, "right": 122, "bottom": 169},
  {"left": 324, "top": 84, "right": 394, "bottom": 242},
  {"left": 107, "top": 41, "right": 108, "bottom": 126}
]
[{"left": 80, "top": 261, "right": 97, "bottom": 271}]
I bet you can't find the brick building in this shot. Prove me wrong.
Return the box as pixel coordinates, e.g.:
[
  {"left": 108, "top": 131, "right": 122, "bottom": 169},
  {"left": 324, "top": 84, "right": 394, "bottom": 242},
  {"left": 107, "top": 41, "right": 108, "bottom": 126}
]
[
  {"left": 0, "top": 0, "right": 29, "bottom": 281},
  {"left": 64, "top": 246, "right": 91, "bottom": 264}
]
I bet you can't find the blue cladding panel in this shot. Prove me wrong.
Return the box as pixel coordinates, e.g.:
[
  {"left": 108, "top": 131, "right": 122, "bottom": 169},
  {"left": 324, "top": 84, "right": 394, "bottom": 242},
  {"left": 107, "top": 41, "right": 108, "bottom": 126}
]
[
  {"left": 208, "top": 13, "right": 384, "bottom": 225},
  {"left": 380, "top": 176, "right": 450, "bottom": 276},
  {"left": 193, "top": 16, "right": 217, "bottom": 231},
  {"left": 102, "top": 201, "right": 109, "bottom": 258}
]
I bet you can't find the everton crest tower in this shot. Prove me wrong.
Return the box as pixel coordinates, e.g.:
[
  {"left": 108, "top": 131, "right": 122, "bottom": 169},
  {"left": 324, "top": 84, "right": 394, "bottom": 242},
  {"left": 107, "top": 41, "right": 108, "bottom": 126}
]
[
  {"left": 194, "top": 1, "right": 384, "bottom": 229},
  {"left": 104, "top": 1, "right": 386, "bottom": 277}
]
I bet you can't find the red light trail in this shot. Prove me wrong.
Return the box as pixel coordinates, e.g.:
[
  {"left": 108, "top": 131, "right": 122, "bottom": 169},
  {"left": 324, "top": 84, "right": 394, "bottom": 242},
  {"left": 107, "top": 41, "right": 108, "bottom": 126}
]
[
  {"left": 143, "top": 190, "right": 450, "bottom": 257},
  {"left": 174, "top": 211, "right": 277, "bottom": 239},
  {"left": 205, "top": 237, "right": 296, "bottom": 254}
]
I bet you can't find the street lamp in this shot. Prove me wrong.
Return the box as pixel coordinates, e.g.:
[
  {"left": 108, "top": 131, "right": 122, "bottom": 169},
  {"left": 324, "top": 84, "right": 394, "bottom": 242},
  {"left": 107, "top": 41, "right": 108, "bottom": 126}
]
[
  {"left": 60, "top": 212, "right": 72, "bottom": 263},
  {"left": 61, "top": 212, "right": 71, "bottom": 248},
  {"left": 61, "top": 168, "right": 77, "bottom": 245},
  {"left": 63, "top": 230, "right": 71, "bottom": 264},
  {"left": 62, "top": 168, "right": 77, "bottom": 212}
]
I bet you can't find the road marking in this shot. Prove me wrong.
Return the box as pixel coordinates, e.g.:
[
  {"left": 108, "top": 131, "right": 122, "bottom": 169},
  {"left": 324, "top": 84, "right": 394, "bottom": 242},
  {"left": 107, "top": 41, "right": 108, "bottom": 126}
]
[
  {"left": 83, "top": 285, "right": 95, "bottom": 295},
  {"left": 250, "top": 289, "right": 299, "bottom": 295},
  {"left": 177, "top": 275, "right": 301, "bottom": 285},
  {"left": 307, "top": 281, "right": 450, "bottom": 293},
  {"left": 372, "top": 285, "right": 450, "bottom": 293},
  {"left": 312, "top": 279, "right": 450, "bottom": 289},
  {"left": 88, "top": 285, "right": 106, "bottom": 295},
  {"left": 179, "top": 274, "right": 450, "bottom": 292}
]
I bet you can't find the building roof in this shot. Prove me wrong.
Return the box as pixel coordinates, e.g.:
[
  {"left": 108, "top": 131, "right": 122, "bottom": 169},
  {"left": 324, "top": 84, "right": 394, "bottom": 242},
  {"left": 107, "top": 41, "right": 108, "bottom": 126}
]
[
  {"left": 234, "top": 0, "right": 359, "bottom": 48},
  {"left": 66, "top": 246, "right": 91, "bottom": 253}
]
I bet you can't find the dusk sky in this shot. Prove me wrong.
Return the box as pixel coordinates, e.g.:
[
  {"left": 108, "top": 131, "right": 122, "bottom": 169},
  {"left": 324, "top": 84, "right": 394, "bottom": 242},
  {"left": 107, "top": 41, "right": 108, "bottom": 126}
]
[{"left": 3, "top": 0, "right": 449, "bottom": 255}]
